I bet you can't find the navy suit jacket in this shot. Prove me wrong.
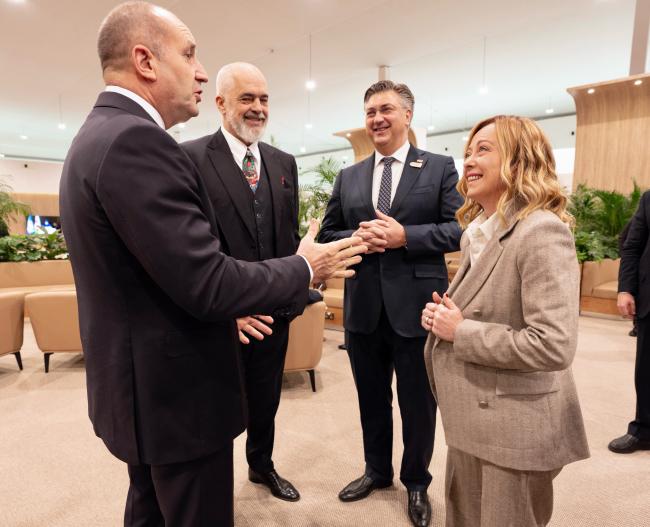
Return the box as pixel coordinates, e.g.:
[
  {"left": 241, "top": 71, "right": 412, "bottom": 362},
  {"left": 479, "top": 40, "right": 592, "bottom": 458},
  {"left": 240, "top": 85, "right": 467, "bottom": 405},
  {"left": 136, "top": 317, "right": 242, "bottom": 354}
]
[
  {"left": 60, "top": 92, "right": 309, "bottom": 465},
  {"left": 318, "top": 145, "right": 463, "bottom": 337},
  {"left": 619, "top": 190, "right": 650, "bottom": 319}
]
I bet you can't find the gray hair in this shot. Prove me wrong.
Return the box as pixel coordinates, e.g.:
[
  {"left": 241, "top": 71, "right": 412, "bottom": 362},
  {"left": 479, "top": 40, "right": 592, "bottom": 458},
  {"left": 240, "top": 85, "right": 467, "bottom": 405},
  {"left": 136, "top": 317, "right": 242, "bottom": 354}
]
[
  {"left": 215, "top": 62, "right": 265, "bottom": 97},
  {"left": 363, "top": 80, "right": 414, "bottom": 112}
]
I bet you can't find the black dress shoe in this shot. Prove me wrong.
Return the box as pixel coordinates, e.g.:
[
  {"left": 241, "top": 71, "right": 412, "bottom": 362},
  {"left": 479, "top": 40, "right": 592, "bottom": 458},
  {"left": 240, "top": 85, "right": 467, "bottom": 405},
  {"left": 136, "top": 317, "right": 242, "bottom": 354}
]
[
  {"left": 248, "top": 468, "right": 300, "bottom": 501},
  {"left": 608, "top": 434, "right": 650, "bottom": 453},
  {"left": 407, "top": 490, "right": 431, "bottom": 527},
  {"left": 338, "top": 474, "right": 392, "bottom": 502}
]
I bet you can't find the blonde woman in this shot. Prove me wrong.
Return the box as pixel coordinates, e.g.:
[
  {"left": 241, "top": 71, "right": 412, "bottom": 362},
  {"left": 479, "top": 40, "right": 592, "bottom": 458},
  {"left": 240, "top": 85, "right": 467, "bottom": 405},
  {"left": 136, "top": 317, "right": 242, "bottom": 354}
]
[{"left": 421, "top": 115, "right": 589, "bottom": 526}]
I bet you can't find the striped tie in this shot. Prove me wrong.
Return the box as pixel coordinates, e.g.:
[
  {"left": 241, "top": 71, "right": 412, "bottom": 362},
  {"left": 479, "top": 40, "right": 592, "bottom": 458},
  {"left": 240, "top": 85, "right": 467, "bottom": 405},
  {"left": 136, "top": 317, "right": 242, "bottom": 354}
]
[{"left": 377, "top": 156, "right": 395, "bottom": 215}]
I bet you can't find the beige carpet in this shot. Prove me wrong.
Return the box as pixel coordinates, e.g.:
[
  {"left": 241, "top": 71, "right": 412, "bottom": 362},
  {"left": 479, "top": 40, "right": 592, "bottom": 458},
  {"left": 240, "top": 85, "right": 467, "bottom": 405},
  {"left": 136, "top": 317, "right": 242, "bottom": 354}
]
[{"left": 1, "top": 317, "right": 649, "bottom": 526}]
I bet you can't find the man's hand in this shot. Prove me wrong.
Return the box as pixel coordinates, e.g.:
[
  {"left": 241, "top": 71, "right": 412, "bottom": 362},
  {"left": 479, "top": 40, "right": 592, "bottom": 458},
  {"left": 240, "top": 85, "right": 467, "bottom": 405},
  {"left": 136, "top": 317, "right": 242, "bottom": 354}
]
[
  {"left": 237, "top": 315, "right": 274, "bottom": 345},
  {"left": 297, "top": 219, "right": 367, "bottom": 283},
  {"left": 353, "top": 222, "right": 388, "bottom": 253},
  {"left": 617, "top": 292, "right": 636, "bottom": 319},
  {"left": 366, "top": 210, "right": 406, "bottom": 249}
]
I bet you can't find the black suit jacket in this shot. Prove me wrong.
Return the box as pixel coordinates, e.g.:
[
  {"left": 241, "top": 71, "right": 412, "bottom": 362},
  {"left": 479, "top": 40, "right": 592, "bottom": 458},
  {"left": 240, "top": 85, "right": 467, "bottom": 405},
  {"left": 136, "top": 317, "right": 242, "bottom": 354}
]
[
  {"left": 318, "top": 145, "right": 463, "bottom": 337},
  {"left": 59, "top": 92, "right": 309, "bottom": 465},
  {"left": 619, "top": 190, "right": 650, "bottom": 319},
  {"left": 180, "top": 129, "right": 300, "bottom": 262}
]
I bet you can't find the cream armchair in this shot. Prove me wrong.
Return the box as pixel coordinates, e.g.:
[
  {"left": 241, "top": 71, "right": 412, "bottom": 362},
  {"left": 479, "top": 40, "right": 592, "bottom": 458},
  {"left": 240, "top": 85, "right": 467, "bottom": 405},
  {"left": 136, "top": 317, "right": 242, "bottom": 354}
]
[
  {"left": 0, "top": 291, "right": 25, "bottom": 370},
  {"left": 24, "top": 291, "right": 83, "bottom": 372},
  {"left": 284, "top": 301, "right": 327, "bottom": 391}
]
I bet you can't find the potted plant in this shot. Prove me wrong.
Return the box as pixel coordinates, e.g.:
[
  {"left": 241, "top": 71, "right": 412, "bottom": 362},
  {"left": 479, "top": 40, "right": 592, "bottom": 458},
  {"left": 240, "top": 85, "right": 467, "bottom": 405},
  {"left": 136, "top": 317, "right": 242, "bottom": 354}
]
[
  {"left": 0, "top": 179, "right": 30, "bottom": 237},
  {"left": 298, "top": 156, "right": 340, "bottom": 236}
]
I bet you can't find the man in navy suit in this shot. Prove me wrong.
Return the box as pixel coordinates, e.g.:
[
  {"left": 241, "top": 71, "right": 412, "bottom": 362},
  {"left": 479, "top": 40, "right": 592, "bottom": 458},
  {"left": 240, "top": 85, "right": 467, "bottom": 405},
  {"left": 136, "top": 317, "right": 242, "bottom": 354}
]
[
  {"left": 610, "top": 190, "right": 650, "bottom": 454},
  {"left": 319, "top": 80, "right": 462, "bottom": 527}
]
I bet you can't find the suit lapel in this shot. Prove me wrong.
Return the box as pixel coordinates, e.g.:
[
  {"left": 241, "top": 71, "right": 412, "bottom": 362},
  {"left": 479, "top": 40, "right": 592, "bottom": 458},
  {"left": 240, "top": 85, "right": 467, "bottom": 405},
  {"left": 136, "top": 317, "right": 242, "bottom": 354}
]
[
  {"left": 206, "top": 130, "right": 256, "bottom": 241},
  {"left": 390, "top": 145, "right": 428, "bottom": 215},
  {"left": 259, "top": 143, "right": 284, "bottom": 253},
  {"left": 450, "top": 213, "right": 519, "bottom": 311},
  {"left": 354, "top": 154, "right": 377, "bottom": 218}
]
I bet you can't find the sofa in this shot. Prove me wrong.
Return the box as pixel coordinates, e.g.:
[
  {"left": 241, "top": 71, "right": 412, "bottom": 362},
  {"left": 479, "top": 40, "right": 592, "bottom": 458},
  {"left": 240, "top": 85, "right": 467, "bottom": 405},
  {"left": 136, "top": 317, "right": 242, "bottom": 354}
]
[
  {"left": 580, "top": 258, "right": 620, "bottom": 316},
  {"left": 0, "top": 291, "right": 25, "bottom": 370},
  {"left": 284, "top": 301, "right": 327, "bottom": 391}
]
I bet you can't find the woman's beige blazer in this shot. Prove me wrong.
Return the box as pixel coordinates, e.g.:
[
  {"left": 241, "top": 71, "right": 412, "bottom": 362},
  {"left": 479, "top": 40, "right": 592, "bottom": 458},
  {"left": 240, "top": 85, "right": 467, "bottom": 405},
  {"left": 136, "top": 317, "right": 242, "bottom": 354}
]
[{"left": 424, "top": 209, "right": 590, "bottom": 471}]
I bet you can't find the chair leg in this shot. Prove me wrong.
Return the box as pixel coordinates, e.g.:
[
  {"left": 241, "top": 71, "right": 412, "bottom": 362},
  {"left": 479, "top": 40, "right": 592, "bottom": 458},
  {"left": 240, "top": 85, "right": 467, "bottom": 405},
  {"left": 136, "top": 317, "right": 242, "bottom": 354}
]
[
  {"left": 13, "top": 352, "right": 23, "bottom": 371},
  {"left": 44, "top": 353, "right": 52, "bottom": 373},
  {"left": 308, "top": 369, "right": 316, "bottom": 392}
]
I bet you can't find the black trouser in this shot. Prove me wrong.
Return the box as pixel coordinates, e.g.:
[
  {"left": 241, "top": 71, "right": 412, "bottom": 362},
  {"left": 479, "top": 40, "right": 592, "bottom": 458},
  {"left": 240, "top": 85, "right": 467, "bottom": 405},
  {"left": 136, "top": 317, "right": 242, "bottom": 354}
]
[
  {"left": 125, "top": 442, "right": 234, "bottom": 527},
  {"left": 629, "top": 315, "right": 650, "bottom": 440},
  {"left": 347, "top": 309, "right": 437, "bottom": 491},
  {"left": 241, "top": 318, "right": 290, "bottom": 473}
]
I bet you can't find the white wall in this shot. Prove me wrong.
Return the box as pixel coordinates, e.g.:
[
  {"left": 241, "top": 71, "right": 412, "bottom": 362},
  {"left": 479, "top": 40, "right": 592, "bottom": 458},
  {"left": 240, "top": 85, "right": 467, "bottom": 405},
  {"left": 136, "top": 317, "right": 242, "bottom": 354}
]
[{"left": 0, "top": 158, "right": 63, "bottom": 194}]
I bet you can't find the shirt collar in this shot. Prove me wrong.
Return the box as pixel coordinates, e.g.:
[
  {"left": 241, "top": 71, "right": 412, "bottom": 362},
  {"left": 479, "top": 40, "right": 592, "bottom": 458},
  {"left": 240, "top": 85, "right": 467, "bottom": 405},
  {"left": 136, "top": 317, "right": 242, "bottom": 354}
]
[
  {"left": 105, "top": 86, "right": 165, "bottom": 129},
  {"left": 221, "top": 126, "right": 260, "bottom": 163},
  {"left": 374, "top": 140, "right": 411, "bottom": 168},
  {"left": 467, "top": 211, "right": 502, "bottom": 241}
]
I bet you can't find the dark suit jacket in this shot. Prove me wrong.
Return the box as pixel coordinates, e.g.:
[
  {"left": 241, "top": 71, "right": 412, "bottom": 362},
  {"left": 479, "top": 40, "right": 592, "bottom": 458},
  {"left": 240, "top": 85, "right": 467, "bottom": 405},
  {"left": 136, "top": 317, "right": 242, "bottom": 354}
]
[
  {"left": 619, "top": 190, "right": 650, "bottom": 319},
  {"left": 59, "top": 92, "right": 309, "bottom": 466},
  {"left": 180, "top": 129, "right": 300, "bottom": 263},
  {"left": 318, "top": 145, "right": 463, "bottom": 337}
]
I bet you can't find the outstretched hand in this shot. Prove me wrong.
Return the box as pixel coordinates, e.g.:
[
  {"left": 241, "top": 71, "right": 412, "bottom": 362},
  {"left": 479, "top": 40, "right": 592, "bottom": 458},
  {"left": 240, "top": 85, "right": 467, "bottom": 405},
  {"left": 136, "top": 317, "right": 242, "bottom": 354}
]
[
  {"left": 297, "top": 219, "right": 367, "bottom": 283},
  {"left": 237, "top": 315, "right": 274, "bottom": 345}
]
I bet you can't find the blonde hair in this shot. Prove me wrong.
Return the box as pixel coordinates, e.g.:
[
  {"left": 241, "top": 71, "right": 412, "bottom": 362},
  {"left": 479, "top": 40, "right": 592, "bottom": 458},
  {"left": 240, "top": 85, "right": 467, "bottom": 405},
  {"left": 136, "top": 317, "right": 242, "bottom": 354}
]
[{"left": 456, "top": 115, "right": 573, "bottom": 229}]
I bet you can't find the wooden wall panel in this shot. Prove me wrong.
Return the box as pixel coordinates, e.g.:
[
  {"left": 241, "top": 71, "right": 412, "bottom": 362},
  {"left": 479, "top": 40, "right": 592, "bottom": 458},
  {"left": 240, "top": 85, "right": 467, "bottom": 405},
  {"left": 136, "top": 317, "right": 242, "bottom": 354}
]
[{"left": 568, "top": 73, "right": 650, "bottom": 193}]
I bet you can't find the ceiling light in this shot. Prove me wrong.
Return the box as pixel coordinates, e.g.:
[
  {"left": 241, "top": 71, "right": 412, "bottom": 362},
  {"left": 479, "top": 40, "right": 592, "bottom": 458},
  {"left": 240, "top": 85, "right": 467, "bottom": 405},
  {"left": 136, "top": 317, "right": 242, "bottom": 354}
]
[
  {"left": 587, "top": 88, "right": 595, "bottom": 94},
  {"left": 346, "top": 133, "right": 351, "bottom": 138},
  {"left": 462, "top": 136, "right": 469, "bottom": 142},
  {"left": 545, "top": 108, "right": 554, "bottom": 114},
  {"left": 58, "top": 123, "right": 66, "bottom": 130},
  {"left": 0, "top": 153, "right": 5, "bottom": 158},
  {"left": 305, "top": 80, "right": 316, "bottom": 91},
  {"left": 427, "top": 125, "right": 435, "bottom": 132},
  {"left": 478, "top": 85, "right": 488, "bottom": 95},
  {"left": 299, "top": 146, "right": 306, "bottom": 153},
  {"left": 20, "top": 135, "right": 28, "bottom": 140},
  {"left": 305, "top": 123, "right": 313, "bottom": 130},
  {"left": 634, "top": 79, "right": 643, "bottom": 86},
  {"left": 341, "top": 155, "right": 348, "bottom": 160},
  {"left": 178, "top": 123, "right": 186, "bottom": 129}
]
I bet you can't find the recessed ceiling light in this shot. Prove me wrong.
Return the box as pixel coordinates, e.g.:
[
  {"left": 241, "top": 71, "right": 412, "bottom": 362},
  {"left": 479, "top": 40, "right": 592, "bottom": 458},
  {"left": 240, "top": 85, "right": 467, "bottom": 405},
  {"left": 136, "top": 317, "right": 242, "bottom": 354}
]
[
  {"left": 58, "top": 123, "right": 67, "bottom": 130},
  {"left": 299, "top": 146, "right": 306, "bottom": 153},
  {"left": 0, "top": 153, "right": 5, "bottom": 158},
  {"left": 545, "top": 108, "right": 554, "bottom": 114},
  {"left": 20, "top": 135, "right": 28, "bottom": 140},
  {"left": 462, "top": 136, "right": 469, "bottom": 142},
  {"left": 305, "top": 80, "right": 316, "bottom": 91},
  {"left": 341, "top": 155, "right": 348, "bottom": 160},
  {"left": 178, "top": 123, "right": 186, "bottom": 129},
  {"left": 305, "top": 123, "right": 313, "bottom": 130},
  {"left": 346, "top": 133, "right": 351, "bottom": 138},
  {"left": 478, "top": 85, "right": 488, "bottom": 95},
  {"left": 587, "top": 88, "right": 595, "bottom": 94},
  {"left": 427, "top": 125, "right": 435, "bottom": 132},
  {"left": 634, "top": 79, "right": 643, "bottom": 86}
]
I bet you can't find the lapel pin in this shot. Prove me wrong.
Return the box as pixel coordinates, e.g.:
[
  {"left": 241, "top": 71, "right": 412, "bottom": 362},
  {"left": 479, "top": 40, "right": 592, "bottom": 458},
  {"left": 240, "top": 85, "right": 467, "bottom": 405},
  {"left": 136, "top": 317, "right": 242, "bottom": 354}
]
[{"left": 410, "top": 159, "right": 423, "bottom": 168}]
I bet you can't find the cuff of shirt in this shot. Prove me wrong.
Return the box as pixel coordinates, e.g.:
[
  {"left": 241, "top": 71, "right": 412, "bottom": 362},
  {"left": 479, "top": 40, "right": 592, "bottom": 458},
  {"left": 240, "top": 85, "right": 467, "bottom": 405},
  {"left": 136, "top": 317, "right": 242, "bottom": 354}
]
[{"left": 298, "top": 255, "right": 314, "bottom": 283}]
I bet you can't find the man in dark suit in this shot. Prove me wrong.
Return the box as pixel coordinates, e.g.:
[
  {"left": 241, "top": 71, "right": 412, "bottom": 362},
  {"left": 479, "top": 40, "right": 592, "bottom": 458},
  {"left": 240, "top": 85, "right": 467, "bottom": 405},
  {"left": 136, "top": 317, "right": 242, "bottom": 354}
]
[
  {"left": 319, "top": 80, "right": 462, "bottom": 527},
  {"left": 610, "top": 189, "right": 650, "bottom": 454},
  {"left": 59, "top": 3, "right": 364, "bottom": 526},
  {"left": 181, "top": 62, "right": 302, "bottom": 501}
]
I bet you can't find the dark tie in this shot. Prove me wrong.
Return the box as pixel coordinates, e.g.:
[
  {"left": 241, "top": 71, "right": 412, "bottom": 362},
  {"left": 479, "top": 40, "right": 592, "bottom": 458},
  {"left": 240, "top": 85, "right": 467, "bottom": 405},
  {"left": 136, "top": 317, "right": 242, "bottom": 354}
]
[
  {"left": 377, "top": 156, "right": 395, "bottom": 215},
  {"left": 242, "top": 148, "right": 259, "bottom": 193}
]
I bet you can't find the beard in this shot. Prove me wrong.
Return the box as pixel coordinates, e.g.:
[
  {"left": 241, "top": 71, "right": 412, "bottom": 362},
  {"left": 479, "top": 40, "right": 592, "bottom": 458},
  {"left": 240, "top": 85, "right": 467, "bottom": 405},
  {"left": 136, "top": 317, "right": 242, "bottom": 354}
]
[{"left": 226, "top": 108, "right": 267, "bottom": 144}]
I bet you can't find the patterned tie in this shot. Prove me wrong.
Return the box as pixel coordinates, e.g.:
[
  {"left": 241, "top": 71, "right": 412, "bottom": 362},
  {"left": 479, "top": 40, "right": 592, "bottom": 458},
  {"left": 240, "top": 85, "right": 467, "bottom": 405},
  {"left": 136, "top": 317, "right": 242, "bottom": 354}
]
[
  {"left": 242, "top": 148, "right": 259, "bottom": 193},
  {"left": 377, "top": 156, "right": 395, "bottom": 215}
]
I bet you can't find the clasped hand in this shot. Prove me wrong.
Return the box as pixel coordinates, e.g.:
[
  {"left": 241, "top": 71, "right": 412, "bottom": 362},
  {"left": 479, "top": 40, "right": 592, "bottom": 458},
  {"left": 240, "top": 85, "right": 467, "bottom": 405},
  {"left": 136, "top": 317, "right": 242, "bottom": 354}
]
[
  {"left": 354, "top": 210, "right": 406, "bottom": 253},
  {"left": 421, "top": 292, "right": 464, "bottom": 342}
]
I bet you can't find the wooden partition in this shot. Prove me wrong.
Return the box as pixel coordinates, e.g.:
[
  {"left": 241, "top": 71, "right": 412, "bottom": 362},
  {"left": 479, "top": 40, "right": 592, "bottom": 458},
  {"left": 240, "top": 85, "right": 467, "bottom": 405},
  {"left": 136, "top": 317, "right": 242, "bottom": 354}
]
[
  {"left": 334, "top": 128, "right": 420, "bottom": 163},
  {"left": 7, "top": 193, "right": 59, "bottom": 235},
  {"left": 567, "top": 73, "right": 650, "bottom": 193}
]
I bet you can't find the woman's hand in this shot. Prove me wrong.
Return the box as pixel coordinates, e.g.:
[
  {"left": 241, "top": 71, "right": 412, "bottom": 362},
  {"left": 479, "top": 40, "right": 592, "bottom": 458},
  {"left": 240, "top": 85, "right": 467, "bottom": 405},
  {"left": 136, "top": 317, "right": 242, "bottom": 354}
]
[
  {"left": 421, "top": 292, "right": 441, "bottom": 332},
  {"left": 429, "top": 292, "right": 464, "bottom": 342}
]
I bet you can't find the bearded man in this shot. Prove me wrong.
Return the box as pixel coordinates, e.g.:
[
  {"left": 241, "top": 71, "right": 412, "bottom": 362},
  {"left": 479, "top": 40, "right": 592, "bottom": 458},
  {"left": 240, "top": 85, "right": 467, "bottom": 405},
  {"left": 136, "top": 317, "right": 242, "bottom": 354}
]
[{"left": 181, "top": 62, "right": 303, "bottom": 502}]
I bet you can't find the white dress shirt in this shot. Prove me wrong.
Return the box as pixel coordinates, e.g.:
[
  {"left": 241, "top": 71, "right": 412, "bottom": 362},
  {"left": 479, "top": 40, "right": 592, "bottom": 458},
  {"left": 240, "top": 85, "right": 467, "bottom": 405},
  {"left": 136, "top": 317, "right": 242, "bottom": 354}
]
[
  {"left": 105, "top": 85, "right": 165, "bottom": 129},
  {"left": 221, "top": 126, "right": 261, "bottom": 173},
  {"left": 466, "top": 212, "right": 502, "bottom": 266},
  {"left": 371, "top": 140, "right": 411, "bottom": 209}
]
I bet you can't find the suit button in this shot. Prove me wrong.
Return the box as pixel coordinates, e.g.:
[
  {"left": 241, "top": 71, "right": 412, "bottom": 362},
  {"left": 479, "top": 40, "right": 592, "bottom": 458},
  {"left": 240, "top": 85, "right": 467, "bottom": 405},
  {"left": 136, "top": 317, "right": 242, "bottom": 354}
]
[{"left": 478, "top": 400, "right": 489, "bottom": 409}]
